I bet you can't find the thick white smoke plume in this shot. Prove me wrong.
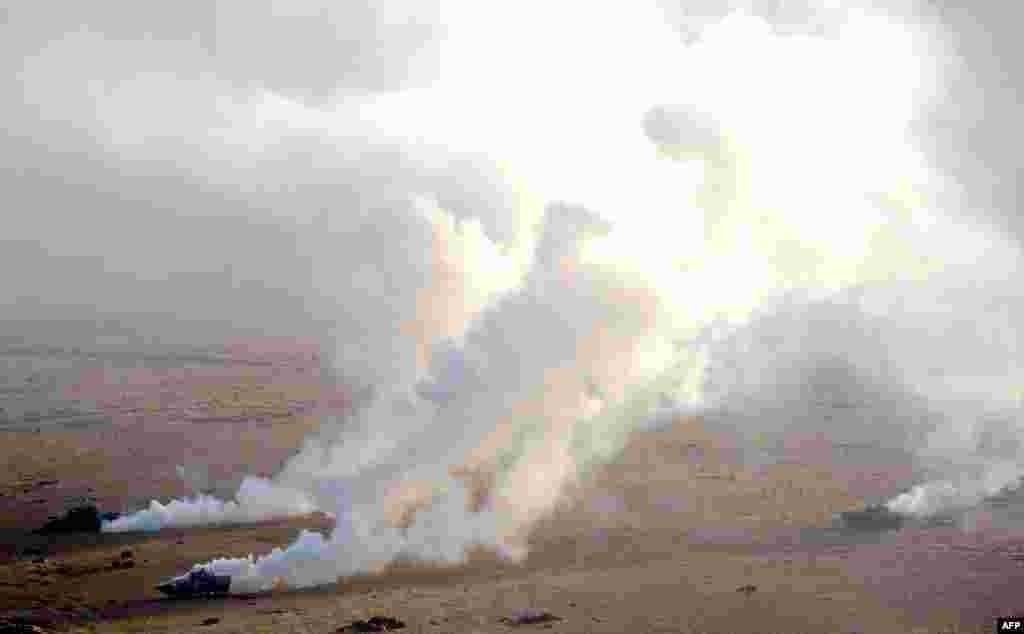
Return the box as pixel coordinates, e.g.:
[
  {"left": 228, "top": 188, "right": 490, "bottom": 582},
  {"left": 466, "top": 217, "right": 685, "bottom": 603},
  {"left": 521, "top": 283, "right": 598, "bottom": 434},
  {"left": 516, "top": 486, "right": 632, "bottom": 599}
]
[
  {"left": 6, "top": 0, "right": 1023, "bottom": 592},
  {"left": 102, "top": 477, "right": 318, "bottom": 532}
]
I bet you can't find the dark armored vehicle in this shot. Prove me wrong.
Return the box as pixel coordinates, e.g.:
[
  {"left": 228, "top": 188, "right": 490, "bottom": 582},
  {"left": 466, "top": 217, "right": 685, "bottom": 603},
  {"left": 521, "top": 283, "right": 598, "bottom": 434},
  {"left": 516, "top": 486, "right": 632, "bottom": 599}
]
[
  {"left": 836, "top": 504, "right": 906, "bottom": 531},
  {"left": 155, "top": 566, "right": 230, "bottom": 597}
]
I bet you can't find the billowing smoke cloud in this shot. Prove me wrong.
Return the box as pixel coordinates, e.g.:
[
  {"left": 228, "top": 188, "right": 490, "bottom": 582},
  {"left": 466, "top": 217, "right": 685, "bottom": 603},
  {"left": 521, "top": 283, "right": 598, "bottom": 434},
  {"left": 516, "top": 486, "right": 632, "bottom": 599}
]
[
  {"left": 6, "top": 0, "right": 1023, "bottom": 592},
  {"left": 702, "top": 270, "right": 1024, "bottom": 518}
]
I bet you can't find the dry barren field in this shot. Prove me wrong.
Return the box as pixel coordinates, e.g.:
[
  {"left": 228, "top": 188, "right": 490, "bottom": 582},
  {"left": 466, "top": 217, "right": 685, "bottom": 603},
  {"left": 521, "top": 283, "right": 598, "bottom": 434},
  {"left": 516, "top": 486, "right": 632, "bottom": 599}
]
[{"left": 0, "top": 342, "right": 1018, "bottom": 634}]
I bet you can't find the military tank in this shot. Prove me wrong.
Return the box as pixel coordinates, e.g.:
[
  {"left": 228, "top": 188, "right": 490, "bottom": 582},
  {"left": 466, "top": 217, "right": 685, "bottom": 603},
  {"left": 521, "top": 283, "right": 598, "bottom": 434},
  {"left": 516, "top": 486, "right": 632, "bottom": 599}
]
[
  {"left": 835, "top": 504, "right": 907, "bottom": 531},
  {"left": 155, "top": 566, "right": 230, "bottom": 598}
]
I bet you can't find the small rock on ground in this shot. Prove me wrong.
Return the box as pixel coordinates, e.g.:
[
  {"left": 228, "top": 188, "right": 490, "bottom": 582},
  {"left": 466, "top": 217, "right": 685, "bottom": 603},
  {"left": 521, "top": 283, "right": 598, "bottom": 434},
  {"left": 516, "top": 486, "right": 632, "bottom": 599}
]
[{"left": 500, "top": 609, "right": 563, "bottom": 626}]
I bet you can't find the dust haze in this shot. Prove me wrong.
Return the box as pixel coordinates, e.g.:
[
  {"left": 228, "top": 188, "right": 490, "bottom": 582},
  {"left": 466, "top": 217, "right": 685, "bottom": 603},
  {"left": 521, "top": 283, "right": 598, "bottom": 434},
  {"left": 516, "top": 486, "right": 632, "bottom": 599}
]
[{"left": 3, "top": 0, "right": 1023, "bottom": 591}]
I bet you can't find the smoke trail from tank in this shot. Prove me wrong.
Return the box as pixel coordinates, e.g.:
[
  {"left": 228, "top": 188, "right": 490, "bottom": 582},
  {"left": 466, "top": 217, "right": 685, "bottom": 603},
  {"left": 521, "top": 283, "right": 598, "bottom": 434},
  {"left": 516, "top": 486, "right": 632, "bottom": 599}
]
[{"left": 101, "top": 477, "right": 318, "bottom": 532}]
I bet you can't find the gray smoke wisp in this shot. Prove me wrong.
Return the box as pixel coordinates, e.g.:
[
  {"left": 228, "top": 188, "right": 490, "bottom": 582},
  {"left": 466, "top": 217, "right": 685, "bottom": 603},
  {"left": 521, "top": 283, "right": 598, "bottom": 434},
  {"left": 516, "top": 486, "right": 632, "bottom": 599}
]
[{"left": 4, "top": 0, "right": 1023, "bottom": 593}]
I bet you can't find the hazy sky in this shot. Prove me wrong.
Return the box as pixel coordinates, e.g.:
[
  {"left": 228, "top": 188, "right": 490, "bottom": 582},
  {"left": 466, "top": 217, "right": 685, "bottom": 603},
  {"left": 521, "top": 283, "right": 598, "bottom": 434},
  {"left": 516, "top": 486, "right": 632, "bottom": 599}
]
[
  {"left": 2, "top": 1, "right": 1020, "bottom": 347},
  {"left": 2, "top": 1, "right": 448, "bottom": 345}
]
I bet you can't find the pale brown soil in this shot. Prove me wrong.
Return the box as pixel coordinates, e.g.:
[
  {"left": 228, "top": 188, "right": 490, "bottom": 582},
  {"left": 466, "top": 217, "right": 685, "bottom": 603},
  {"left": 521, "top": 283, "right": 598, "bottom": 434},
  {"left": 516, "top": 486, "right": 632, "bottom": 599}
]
[
  {"left": 0, "top": 343, "right": 1017, "bottom": 633},
  {"left": 0, "top": 341, "right": 345, "bottom": 534}
]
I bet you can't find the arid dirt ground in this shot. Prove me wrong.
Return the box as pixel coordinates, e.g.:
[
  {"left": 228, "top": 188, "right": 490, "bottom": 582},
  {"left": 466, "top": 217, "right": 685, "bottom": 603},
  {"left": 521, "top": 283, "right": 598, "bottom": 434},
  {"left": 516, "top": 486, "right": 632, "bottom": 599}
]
[{"left": 0, "top": 341, "right": 1020, "bottom": 633}]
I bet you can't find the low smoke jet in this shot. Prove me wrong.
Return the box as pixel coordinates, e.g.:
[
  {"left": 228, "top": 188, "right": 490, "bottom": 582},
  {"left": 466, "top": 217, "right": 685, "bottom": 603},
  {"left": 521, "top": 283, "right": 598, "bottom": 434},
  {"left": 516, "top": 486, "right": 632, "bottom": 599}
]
[{"left": 155, "top": 566, "right": 230, "bottom": 598}]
